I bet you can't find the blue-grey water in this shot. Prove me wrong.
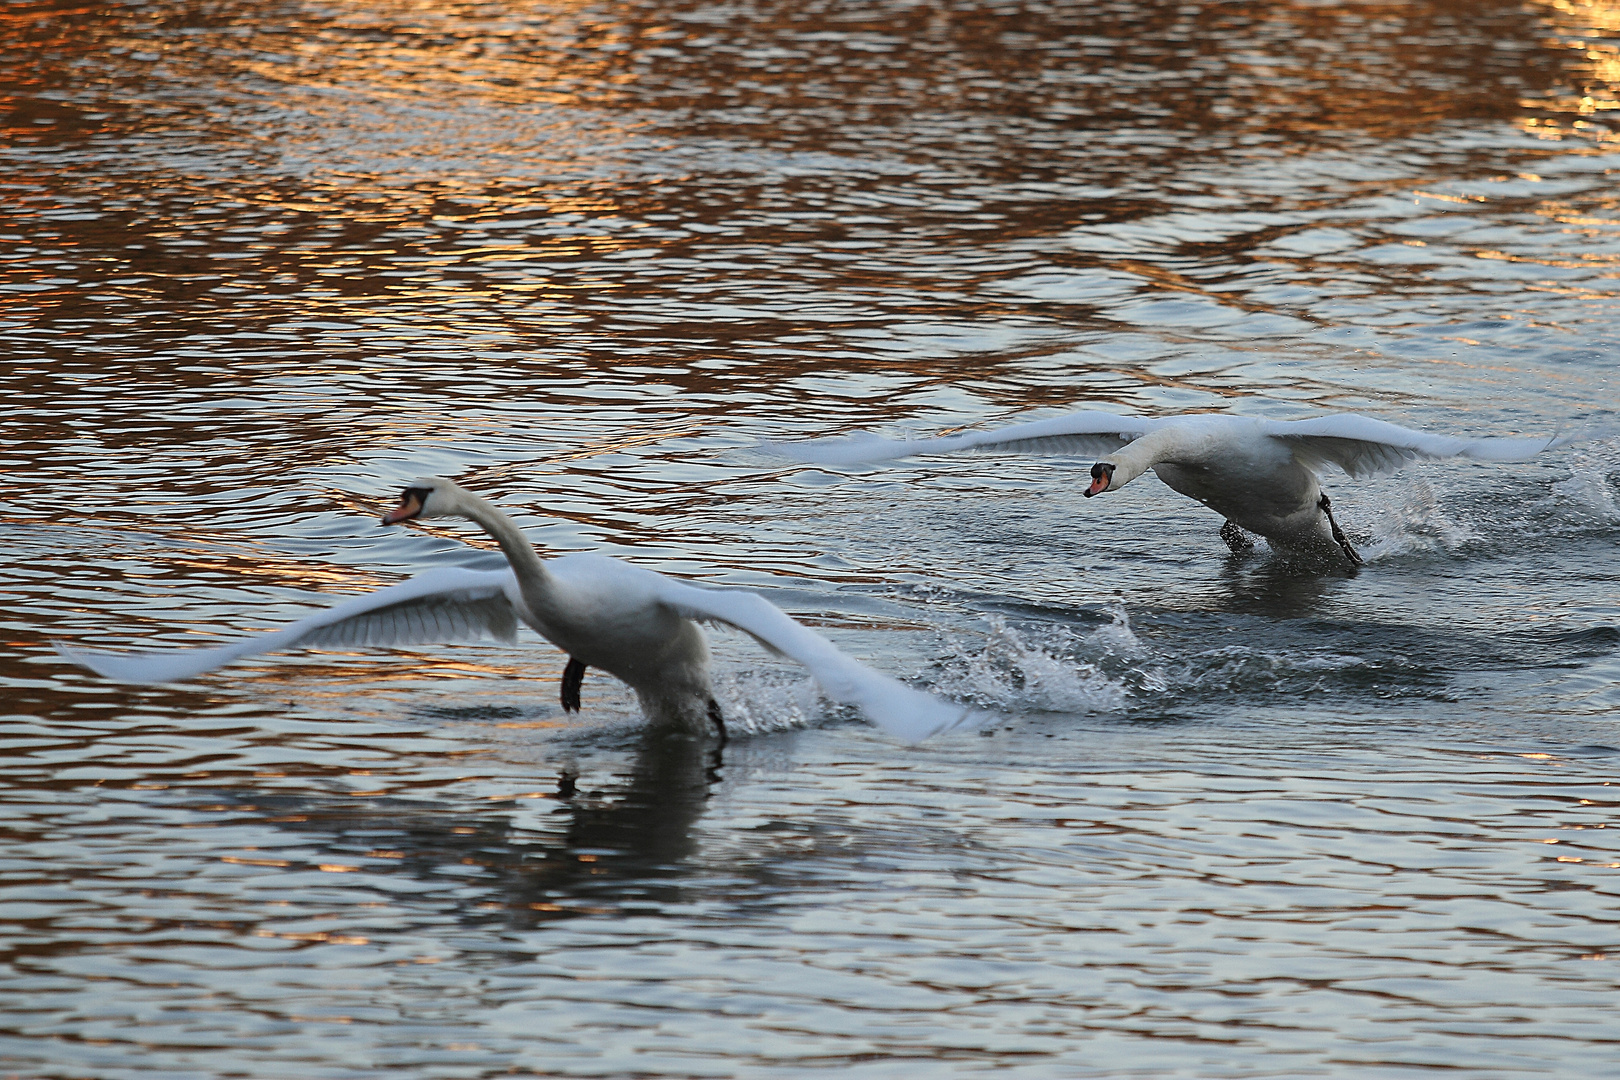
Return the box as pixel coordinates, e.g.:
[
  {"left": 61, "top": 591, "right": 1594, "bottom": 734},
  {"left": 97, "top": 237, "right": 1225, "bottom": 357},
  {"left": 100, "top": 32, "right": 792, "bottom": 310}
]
[{"left": 4, "top": 0, "right": 1620, "bottom": 1075}]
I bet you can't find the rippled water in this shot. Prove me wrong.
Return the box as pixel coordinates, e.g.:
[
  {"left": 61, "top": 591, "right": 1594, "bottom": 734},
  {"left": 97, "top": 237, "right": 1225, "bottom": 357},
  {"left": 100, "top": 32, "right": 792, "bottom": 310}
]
[{"left": 5, "top": 0, "right": 1620, "bottom": 1075}]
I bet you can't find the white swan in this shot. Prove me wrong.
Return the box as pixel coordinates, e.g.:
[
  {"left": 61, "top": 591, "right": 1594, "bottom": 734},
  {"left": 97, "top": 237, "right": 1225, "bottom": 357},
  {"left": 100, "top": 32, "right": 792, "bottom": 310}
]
[
  {"left": 770, "top": 410, "right": 1576, "bottom": 564},
  {"left": 55, "top": 477, "right": 973, "bottom": 742}
]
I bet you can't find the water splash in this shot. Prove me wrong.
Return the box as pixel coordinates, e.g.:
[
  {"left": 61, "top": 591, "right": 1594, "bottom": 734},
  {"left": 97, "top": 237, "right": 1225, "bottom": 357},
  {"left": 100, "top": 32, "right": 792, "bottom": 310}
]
[
  {"left": 1552, "top": 438, "right": 1620, "bottom": 523},
  {"left": 1356, "top": 477, "right": 1481, "bottom": 560},
  {"left": 712, "top": 670, "right": 826, "bottom": 735},
  {"left": 932, "top": 610, "right": 1137, "bottom": 714},
  {"left": 1093, "top": 595, "right": 1146, "bottom": 658},
  {"left": 928, "top": 598, "right": 1427, "bottom": 714}
]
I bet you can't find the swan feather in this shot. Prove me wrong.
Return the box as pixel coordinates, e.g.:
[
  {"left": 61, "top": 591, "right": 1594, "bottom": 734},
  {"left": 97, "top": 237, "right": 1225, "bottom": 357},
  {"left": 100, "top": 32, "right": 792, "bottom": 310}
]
[
  {"left": 1260, "top": 415, "right": 1559, "bottom": 478},
  {"left": 54, "top": 567, "right": 520, "bottom": 685},
  {"left": 647, "top": 576, "right": 976, "bottom": 741},
  {"left": 772, "top": 409, "right": 1563, "bottom": 477},
  {"left": 766, "top": 411, "right": 1153, "bottom": 466}
]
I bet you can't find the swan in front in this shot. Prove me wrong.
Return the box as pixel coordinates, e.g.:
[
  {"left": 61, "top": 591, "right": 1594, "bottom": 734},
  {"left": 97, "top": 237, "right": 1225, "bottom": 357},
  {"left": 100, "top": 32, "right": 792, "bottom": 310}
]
[
  {"left": 55, "top": 478, "right": 974, "bottom": 742},
  {"left": 769, "top": 410, "right": 1579, "bottom": 565}
]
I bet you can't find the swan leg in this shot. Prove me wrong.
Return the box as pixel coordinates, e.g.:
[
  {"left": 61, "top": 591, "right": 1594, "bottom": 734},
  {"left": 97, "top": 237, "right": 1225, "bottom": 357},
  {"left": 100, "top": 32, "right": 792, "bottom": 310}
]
[
  {"left": 1219, "top": 520, "right": 1255, "bottom": 553},
  {"left": 561, "top": 657, "right": 587, "bottom": 713},
  {"left": 707, "top": 698, "right": 728, "bottom": 747},
  {"left": 1318, "top": 493, "right": 1364, "bottom": 566}
]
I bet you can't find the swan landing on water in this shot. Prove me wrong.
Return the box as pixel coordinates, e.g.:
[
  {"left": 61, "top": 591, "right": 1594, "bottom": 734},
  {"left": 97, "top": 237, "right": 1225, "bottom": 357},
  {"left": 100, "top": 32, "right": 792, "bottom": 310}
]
[
  {"left": 55, "top": 478, "right": 973, "bottom": 743},
  {"left": 769, "top": 410, "right": 1580, "bottom": 565}
]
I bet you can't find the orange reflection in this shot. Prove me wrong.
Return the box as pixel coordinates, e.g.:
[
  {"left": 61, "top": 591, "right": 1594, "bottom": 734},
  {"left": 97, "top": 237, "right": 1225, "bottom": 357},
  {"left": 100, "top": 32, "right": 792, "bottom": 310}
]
[
  {"left": 2, "top": 0, "right": 1617, "bottom": 468},
  {"left": 1527, "top": 0, "right": 1620, "bottom": 121}
]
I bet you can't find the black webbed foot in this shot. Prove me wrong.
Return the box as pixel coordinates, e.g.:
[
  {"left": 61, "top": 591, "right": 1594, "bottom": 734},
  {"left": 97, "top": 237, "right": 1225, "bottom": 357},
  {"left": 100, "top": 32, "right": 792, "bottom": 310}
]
[
  {"left": 561, "top": 657, "right": 587, "bottom": 713},
  {"left": 1220, "top": 520, "right": 1256, "bottom": 553},
  {"left": 705, "top": 699, "right": 728, "bottom": 784},
  {"left": 707, "top": 698, "right": 728, "bottom": 748},
  {"left": 1318, "top": 493, "right": 1364, "bottom": 567}
]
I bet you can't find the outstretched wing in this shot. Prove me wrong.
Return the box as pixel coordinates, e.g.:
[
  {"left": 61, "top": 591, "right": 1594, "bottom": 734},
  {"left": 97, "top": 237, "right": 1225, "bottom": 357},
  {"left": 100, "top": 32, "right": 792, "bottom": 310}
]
[
  {"left": 1261, "top": 414, "right": 1562, "bottom": 479},
  {"left": 55, "top": 567, "right": 522, "bottom": 685},
  {"left": 648, "top": 577, "right": 979, "bottom": 742},
  {"left": 764, "top": 410, "right": 1155, "bottom": 466}
]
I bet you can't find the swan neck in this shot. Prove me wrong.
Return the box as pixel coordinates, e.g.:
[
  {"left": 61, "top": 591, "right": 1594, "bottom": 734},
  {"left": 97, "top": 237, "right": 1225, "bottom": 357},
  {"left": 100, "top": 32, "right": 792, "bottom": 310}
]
[
  {"left": 1110, "top": 428, "right": 1181, "bottom": 486},
  {"left": 456, "top": 495, "right": 554, "bottom": 604}
]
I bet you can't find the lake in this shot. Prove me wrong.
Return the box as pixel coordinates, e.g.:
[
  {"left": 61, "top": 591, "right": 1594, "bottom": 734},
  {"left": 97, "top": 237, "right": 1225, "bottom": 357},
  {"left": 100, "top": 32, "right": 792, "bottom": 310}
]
[{"left": 2, "top": 0, "right": 1618, "bottom": 1075}]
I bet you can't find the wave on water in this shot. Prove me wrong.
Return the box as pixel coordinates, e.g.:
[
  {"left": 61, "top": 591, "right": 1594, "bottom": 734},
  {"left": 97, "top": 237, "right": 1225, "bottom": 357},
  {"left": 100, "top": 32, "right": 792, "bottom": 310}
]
[{"left": 927, "top": 599, "right": 1434, "bottom": 716}]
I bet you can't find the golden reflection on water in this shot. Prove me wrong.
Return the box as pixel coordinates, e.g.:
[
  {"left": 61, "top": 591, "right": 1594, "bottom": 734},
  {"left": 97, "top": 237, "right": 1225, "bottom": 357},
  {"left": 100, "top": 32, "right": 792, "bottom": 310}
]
[
  {"left": 1529, "top": 0, "right": 1620, "bottom": 122},
  {"left": 5, "top": 3, "right": 1620, "bottom": 1075},
  {"left": 6, "top": 0, "right": 1620, "bottom": 672}
]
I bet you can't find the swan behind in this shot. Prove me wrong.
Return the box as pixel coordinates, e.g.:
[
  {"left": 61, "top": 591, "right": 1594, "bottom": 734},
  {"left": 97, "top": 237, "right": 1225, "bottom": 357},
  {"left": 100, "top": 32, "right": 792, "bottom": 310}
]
[{"left": 771, "top": 410, "right": 1576, "bottom": 564}]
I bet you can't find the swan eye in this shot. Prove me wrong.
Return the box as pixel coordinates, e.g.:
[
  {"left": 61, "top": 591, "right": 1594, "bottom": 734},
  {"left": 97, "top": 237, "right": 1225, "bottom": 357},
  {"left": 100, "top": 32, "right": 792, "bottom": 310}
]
[{"left": 402, "top": 486, "right": 432, "bottom": 504}]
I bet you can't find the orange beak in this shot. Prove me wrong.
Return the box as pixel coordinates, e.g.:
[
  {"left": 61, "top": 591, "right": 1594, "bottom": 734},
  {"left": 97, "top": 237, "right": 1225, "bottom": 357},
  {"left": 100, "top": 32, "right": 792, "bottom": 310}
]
[
  {"left": 381, "top": 491, "right": 424, "bottom": 525},
  {"left": 1085, "top": 462, "right": 1114, "bottom": 498}
]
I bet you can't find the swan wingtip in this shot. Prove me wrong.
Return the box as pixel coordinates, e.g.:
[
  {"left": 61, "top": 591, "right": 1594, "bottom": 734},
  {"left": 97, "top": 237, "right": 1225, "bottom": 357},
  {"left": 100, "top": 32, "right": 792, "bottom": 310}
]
[
  {"left": 51, "top": 639, "right": 196, "bottom": 685},
  {"left": 51, "top": 639, "right": 117, "bottom": 680},
  {"left": 875, "top": 697, "right": 990, "bottom": 743},
  {"left": 51, "top": 639, "right": 103, "bottom": 669},
  {"left": 758, "top": 431, "right": 893, "bottom": 466}
]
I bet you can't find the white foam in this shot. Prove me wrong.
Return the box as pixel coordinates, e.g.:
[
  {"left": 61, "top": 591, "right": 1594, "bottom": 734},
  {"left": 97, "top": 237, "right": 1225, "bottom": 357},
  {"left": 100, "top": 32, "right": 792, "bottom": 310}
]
[
  {"left": 711, "top": 670, "right": 827, "bottom": 735},
  {"left": 932, "top": 611, "right": 1135, "bottom": 714}
]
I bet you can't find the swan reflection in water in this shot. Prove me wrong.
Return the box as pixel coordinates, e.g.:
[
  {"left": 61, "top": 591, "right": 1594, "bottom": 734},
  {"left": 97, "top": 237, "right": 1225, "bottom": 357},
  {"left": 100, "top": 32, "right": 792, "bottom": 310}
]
[
  {"left": 1212, "top": 550, "right": 1348, "bottom": 619},
  {"left": 231, "top": 727, "right": 728, "bottom": 929}
]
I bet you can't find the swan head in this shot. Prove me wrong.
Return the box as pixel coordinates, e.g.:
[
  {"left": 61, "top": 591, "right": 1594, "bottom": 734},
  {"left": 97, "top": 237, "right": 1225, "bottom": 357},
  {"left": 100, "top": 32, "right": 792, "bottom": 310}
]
[
  {"left": 1084, "top": 461, "right": 1116, "bottom": 497},
  {"left": 381, "top": 476, "right": 470, "bottom": 524}
]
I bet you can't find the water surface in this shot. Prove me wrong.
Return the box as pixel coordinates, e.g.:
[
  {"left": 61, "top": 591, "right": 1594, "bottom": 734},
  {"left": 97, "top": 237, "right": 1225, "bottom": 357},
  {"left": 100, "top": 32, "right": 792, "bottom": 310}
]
[{"left": 3, "top": 0, "right": 1620, "bottom": 1075}]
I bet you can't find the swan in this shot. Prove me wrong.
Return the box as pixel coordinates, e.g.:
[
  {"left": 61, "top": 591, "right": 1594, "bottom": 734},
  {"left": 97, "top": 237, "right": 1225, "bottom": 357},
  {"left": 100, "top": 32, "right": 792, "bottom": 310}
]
[
  {"left": 54, "top": 477, "right": 973, "bottom": 742},
  {"left": 769, "top": 410, "right": 1577, "bottom": 564}
]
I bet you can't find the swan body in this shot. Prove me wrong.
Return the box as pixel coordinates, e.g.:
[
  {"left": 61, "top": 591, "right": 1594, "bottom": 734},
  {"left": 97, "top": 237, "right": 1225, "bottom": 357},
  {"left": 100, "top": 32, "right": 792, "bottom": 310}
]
[
  {"left": 55, "top": 478, "right": 973, "bottom": 742},
  {"left": 771, "top": 410, "right": 1573, "bottom": 563}
]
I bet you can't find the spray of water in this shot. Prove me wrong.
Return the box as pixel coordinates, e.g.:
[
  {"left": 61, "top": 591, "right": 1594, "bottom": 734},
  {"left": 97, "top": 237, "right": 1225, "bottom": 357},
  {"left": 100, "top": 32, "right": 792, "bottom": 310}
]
[
  {"left": 1355, "top": 477, "right": 1481, "bottom": 561},
  {"left": 711, "top": 669, "right": 829, "bottom": 735},
  {"left": 1552, "top": 439, "right": 1620, "bottom": 523},
  {"left": 931, "top": 607, "right": 1138, "bottom": 713}
]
